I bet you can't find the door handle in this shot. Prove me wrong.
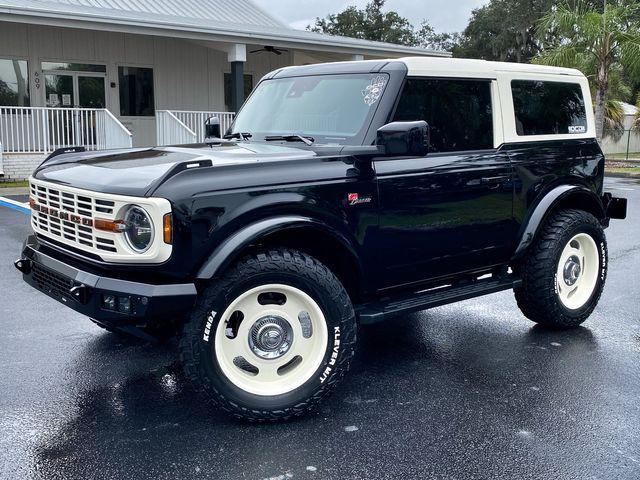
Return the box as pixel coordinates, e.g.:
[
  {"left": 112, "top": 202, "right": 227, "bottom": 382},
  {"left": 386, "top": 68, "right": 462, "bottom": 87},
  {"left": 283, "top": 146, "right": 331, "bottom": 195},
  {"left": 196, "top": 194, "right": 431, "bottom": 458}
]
[
  {"left": 481, "top": 176, "right": 508, "bottom": 189},
  {"left": 481, "top": 176, "right": 508, "bottom": 183}
]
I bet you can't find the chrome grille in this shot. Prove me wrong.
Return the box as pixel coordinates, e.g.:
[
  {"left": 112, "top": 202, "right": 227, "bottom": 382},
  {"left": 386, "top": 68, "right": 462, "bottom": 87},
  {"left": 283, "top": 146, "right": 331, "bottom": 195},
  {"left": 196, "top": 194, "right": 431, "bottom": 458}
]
[{"left": 30, "top": 181, "right": 117, "bottom": 253}]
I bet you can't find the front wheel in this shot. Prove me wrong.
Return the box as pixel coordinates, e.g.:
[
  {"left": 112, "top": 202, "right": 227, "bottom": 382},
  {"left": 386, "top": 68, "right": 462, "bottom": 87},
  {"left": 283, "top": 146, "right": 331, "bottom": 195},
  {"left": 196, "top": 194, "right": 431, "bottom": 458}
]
[
  {"left": 514, "top": 209, "right": 607, "bottom": 328},
  {"left": 179, "top": 249, "right": 357, "bottom": 421}
]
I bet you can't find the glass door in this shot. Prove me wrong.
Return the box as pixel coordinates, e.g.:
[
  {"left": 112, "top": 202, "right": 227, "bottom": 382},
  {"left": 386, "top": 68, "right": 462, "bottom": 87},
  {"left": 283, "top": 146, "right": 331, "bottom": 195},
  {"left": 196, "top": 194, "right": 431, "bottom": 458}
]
[
  {"left": 77, "top": 75, "right": 105, "bottom": 108},
  {"left": 45, "top": 73, "right": 74, "bottom": 107},
  {"left": 43, "top": 69, "right": 106, "bottom": 149}
]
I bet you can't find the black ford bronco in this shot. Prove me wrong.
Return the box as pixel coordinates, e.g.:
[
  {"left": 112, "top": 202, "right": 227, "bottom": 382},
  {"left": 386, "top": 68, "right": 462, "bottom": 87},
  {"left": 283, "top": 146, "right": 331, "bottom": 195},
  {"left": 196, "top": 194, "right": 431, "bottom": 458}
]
[{"left": 16, "top": 58, "right": 627, "bottom": 421}]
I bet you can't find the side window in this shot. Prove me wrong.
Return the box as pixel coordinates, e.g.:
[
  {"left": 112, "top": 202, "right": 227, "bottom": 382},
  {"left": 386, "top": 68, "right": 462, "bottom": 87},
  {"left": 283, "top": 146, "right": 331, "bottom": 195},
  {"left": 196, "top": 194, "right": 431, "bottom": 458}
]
[
  {"left": 118, "top": 66, "right": 155, "bottom": 116},
  {"left": 392, "top": 78, "right": 493, "bottom": 153},
  {"left": 0, "top": 58, "right": 29, "bottom": 106},
  {"left": 511, "top": 80, "right": 587, "bottom": 136}
]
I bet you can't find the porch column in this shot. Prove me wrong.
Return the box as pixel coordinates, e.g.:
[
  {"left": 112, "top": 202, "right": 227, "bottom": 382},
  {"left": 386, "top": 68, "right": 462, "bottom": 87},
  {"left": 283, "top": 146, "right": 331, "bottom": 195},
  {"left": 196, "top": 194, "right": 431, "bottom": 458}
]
[{"left": 227, "top": 44, "right": 246, "bottom": 113}]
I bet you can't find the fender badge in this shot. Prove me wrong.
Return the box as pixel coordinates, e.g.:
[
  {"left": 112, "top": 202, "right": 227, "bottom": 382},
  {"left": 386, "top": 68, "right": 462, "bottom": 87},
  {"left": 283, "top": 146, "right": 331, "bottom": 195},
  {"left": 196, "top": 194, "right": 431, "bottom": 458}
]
[{"left": 347, "top": 193, "right": 372, "bottom": 206}]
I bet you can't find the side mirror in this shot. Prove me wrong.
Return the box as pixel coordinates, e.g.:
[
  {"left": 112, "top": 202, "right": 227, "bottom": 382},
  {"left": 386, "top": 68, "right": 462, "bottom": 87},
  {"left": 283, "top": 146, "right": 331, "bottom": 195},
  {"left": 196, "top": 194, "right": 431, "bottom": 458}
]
[
  {"left": 204, "top": 116, "right": 221, "bottom": 139},
  {"left": 377, "top": 121, "right": 429, "bottom": 157}
]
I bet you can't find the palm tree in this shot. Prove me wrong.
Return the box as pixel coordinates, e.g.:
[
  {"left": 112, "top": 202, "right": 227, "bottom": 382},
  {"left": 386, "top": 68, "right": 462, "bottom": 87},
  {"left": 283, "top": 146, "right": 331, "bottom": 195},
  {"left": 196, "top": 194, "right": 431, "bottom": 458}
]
[{"left": 535, "top": 0, "right": 640, "bottom": 140}]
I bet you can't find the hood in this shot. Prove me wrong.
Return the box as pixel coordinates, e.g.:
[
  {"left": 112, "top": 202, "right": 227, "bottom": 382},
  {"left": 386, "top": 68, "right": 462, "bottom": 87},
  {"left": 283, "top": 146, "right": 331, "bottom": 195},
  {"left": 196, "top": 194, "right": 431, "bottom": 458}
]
[{"left": 32, "top": 143, "right": 317, "bottom": 196}]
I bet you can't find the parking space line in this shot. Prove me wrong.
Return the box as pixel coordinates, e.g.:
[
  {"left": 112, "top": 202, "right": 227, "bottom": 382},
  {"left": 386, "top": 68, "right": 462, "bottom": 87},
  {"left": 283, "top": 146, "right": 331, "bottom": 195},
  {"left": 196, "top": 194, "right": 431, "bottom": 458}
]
[{"left": 0, "top": 196, "right": 30, "bottom": 214}]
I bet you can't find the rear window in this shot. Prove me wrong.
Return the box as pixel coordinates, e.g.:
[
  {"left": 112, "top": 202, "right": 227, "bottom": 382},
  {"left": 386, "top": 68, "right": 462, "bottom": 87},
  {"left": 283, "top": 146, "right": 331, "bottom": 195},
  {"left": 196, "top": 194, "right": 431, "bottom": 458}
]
[{"left": 511, "top": 80, "right": 587, "bottom": 136}]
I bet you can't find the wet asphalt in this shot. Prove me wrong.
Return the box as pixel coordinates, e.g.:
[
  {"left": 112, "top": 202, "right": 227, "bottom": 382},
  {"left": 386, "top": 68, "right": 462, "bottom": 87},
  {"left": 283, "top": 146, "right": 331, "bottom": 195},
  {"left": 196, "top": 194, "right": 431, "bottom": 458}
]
[{"left": 0, "top": 177, "right": 639, "bottom": 480}]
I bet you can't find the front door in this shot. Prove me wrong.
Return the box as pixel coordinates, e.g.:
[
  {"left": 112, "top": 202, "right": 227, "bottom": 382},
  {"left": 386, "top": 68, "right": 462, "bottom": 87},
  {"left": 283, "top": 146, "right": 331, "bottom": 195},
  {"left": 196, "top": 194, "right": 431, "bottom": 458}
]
[
  {"left": 44, "top": 70, "right": 106, "bottom": 148},
  {"left": 374, "top": 77, "right": 515, "bottom": 290},
  {"left": 44, "top": 71, "right": 106, "bottom": 108}
]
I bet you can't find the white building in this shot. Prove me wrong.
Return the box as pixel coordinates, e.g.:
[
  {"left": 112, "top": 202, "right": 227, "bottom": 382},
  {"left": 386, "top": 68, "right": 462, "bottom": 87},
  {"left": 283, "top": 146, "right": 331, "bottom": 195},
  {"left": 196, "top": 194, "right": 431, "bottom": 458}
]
[
  {"left": 600, "top": 102, "right": 640, "bottom": 156},
  {"left": 0, "top": 0, "right": 447, "bottom": 179}
]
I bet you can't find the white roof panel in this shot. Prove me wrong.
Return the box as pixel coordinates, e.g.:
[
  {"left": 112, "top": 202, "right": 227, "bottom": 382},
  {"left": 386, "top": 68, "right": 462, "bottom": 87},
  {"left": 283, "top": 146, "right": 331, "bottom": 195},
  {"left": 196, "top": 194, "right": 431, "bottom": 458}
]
[{"left": 401, "top": 57, "right": 584, "bottom": 78}]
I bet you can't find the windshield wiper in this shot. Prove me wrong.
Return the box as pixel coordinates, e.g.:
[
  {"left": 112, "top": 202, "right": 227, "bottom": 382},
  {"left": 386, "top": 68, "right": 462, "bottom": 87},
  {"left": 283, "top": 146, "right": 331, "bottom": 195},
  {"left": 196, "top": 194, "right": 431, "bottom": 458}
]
[
  {"left": 264, "top": 134, "right": 315, "bottom": 146},
  {"left": 223, "top": 132, "right": 252, "bottom": 141}
]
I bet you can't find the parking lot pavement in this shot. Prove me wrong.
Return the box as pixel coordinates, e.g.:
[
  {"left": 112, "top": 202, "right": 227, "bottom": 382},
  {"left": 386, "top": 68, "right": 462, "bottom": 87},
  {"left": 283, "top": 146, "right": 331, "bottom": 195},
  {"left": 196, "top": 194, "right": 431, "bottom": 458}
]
[{"left": 0, "top": 177, "right": 638, "bottom": 480}]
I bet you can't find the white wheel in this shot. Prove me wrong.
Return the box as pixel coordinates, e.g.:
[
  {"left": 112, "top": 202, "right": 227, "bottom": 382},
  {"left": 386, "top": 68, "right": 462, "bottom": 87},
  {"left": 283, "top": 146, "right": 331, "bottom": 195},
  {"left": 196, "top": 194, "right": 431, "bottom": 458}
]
[
  {"left": 214, "top": 284, "right": 329, "bottom": 396},
  {"left": 555, "top": 233, "right": 600, "bottom": 310}
]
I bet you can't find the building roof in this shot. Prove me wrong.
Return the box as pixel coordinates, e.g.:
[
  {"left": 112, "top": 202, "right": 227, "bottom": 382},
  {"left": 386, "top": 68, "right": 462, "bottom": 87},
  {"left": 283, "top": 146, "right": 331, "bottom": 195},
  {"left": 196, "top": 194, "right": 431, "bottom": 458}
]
[{"left": 0, "top": 0, "right": 450, "bottom": 58}]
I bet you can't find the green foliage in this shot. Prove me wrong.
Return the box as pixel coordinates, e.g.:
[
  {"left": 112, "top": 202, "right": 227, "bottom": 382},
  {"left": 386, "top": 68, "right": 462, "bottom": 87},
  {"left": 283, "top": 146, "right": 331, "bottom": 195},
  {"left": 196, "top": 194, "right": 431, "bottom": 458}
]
[
  {"left": 415, "top": 22, "right": 462, "bottom": 52},
  {"left": 308, "top": 0, "right": 417, "bottom": 46},
  {"left": 535, "top": 0, "right": 640, "bottom": 138},
  {"left": 454, "top": 0, "right": 556, "bottom": 61}
]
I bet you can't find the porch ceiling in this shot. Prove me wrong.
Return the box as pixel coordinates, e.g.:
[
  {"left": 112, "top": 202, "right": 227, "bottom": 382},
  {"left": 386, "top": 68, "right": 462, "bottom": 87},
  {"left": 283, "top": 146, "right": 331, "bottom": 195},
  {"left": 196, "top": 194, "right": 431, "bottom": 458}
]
[{"left": 0, "top": 0, "right": 450, "bottom": 58}]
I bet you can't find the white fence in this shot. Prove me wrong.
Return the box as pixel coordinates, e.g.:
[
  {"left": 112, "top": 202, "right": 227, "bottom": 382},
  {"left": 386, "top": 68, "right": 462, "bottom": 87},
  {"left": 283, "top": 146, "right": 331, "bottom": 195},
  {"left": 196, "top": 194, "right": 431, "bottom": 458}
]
[
  {"left": 0, "top": 106, "right": 132, "bottom": 153},
  {"left": 156, "top": 110, "right": 235, "bottom": 146},
  {"left": 602, "top": 129, "right": 640, "bottom": 156}
]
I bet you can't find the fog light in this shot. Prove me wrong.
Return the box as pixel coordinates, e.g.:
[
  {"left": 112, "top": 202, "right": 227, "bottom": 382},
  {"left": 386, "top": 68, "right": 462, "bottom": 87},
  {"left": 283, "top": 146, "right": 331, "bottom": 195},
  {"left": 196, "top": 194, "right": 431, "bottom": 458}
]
[
  {"left": 118, "top": 296, "right": 131, "bottom": 314},
  {"left": 102, "top": 294, "right": 116, "bottom": 310}
]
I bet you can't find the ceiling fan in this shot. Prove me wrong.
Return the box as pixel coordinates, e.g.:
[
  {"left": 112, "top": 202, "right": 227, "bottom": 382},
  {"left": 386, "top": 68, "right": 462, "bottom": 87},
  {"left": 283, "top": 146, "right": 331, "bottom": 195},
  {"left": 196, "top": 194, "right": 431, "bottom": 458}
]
[{"left": 250, "top": 45, "right": 289, "bottom": 55}]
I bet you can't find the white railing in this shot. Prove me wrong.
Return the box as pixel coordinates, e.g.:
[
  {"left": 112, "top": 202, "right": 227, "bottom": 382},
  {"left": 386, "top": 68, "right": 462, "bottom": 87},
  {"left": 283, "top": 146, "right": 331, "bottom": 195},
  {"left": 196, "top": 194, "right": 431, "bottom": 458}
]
[
  {"left": 156, "top": 110, "right": 197, "bottom": 145},
  {"left": 97, "top": 109, "right": 134, "bottom": 150},
  {"left": 156, "top": 110, "right": 235, "bottom": 145},
  {"left": 0, "top": 106, "right": 132, "bottom": 153}
]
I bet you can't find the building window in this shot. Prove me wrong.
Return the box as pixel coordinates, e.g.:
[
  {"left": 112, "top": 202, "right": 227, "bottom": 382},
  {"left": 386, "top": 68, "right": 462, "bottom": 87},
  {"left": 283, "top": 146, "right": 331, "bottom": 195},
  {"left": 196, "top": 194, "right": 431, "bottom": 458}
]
[
  {"left": 224, "top": 73, "right": 253, "bottom": 111},
  {"left": 118, "top": 66, "right": 154, "bottom": 116},
  {"left": 511, "top": 80, "right": 587, "bottom": 136},
  {"left": 42, "top": 62, "right": 106, "bottom": 73},
  {"left": 392, "top": 78, "right": 493, "bottom": 153},
  {"left": 0, "top": 58, "right": 29, "bottom": 106}
]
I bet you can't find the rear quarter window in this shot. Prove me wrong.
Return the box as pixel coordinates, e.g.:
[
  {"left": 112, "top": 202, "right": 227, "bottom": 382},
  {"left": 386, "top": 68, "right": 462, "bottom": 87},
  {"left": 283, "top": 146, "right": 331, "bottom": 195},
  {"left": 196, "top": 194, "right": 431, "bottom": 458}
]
[{"left": 511, "top": 80, "right": 587, "bottom": 136}]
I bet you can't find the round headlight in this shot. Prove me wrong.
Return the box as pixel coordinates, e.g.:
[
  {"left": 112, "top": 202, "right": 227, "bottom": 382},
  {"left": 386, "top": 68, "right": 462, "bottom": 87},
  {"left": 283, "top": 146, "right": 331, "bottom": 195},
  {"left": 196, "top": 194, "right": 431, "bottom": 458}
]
[{"left": 124, "top": 206, "right": 154, "bottom": 253}]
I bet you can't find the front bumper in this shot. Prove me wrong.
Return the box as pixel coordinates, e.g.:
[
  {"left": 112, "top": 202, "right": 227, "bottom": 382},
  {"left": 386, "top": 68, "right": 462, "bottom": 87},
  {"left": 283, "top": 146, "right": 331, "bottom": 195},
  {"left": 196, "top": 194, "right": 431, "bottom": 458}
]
[{"left": 16, "top": 235, "right": 197, "bottom": 327}]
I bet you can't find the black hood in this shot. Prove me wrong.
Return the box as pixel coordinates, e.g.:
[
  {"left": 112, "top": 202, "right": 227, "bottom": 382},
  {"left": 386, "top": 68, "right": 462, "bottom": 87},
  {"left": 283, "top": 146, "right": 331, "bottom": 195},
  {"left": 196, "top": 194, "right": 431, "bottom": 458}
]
[{"left": 32, "top": 143, "right": 318, "bottom": 196}]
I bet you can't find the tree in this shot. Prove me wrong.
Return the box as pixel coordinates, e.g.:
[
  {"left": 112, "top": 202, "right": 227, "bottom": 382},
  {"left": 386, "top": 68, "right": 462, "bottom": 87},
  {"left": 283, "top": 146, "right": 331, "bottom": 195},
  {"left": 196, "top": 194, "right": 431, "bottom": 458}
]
[
  {"left": 308, "top": 0, "right": 417, "bottom": 46},
  {"left": 455, "top": 0, "right": 556, "bottom": 62},
  {"left": 535, "top": 0, "right": 640, "bottom": 140},
  {"left": 415, "top": 22, "right": 461, "bottom": 52}
]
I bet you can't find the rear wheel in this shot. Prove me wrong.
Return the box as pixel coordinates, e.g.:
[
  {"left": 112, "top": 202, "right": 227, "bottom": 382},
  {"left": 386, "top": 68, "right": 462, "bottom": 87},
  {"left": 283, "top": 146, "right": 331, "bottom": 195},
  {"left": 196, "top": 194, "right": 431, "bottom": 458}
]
[
  {"left": 179, "top": 249, "right": 357, "bottom": 421},
  {"left": 514, "top": 209, "right": 607, "bottom": 328}
]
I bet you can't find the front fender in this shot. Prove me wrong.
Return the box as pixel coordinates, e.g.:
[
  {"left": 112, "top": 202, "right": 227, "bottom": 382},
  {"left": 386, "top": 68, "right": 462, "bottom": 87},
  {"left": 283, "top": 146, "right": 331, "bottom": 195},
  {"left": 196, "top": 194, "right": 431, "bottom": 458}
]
[
  {"left": 195, "top": 216, "right": 358, "bottom": 280},
  {"left": 512, "top": 185, "right": 605, "bottom": 259}
]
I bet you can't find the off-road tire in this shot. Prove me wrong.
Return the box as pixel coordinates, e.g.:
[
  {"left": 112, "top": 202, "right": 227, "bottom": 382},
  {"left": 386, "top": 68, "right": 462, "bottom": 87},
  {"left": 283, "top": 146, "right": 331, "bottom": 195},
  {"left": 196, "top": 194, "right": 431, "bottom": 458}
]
[
  {"left": 179, "top": 249, "right": 357, "bottom": 422},
  {"left": 514, "top": 209, "right": 607, "bottom": 328}
]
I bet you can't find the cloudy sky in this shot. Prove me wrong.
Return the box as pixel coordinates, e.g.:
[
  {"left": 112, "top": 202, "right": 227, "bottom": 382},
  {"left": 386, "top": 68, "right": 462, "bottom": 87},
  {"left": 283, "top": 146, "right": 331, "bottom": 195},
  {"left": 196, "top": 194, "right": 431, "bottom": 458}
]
[{"left": 252, "top": 0, "right": 489, "bottom": 33}]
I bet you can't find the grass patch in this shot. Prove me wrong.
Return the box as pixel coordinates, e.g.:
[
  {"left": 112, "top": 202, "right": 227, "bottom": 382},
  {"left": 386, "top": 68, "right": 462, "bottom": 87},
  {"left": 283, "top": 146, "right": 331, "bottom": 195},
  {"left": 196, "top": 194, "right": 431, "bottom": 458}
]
[{"left": 0, "top": 180, "right": 28, "bottom": 188}]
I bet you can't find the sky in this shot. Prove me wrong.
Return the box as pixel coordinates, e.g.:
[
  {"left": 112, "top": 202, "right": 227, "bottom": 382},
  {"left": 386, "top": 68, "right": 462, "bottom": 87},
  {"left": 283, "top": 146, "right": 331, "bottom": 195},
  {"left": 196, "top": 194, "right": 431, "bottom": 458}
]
[{"left": 252, "top": 0, "right": 490, "bottom": 34}]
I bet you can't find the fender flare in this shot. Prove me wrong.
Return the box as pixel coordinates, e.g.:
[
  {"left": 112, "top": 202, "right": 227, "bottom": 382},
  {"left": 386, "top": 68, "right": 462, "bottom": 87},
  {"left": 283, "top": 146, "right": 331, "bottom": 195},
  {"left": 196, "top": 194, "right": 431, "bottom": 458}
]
[
  {"left": 196, "top": 215, "right": 360, "bottom": 280},
  {"left": 512, "top": 185, "right": 605, "bottom": 259}
]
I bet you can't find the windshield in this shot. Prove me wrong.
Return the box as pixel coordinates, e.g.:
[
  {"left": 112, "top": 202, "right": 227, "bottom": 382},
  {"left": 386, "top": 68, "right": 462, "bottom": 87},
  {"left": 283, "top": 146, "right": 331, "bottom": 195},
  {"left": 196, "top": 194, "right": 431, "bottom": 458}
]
[{"left": 229, "top": 73, "right": 389, "bottom": 145}]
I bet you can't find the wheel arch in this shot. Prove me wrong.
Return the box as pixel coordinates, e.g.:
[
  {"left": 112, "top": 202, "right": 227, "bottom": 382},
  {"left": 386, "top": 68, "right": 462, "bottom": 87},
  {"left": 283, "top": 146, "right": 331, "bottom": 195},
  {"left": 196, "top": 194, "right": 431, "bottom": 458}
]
[
  {"left": 513, "top": 185, "right": 605, "bottom": 259},
  {"left": 196, "top": 216, "right": 365, "bottom": 302}
]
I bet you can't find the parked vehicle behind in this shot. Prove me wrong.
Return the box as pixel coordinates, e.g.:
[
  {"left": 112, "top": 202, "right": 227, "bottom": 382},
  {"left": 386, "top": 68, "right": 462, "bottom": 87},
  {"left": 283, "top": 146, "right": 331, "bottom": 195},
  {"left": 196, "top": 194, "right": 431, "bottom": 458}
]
[{"left": 16, "top": 58, "right": 627, "bottom": 421}]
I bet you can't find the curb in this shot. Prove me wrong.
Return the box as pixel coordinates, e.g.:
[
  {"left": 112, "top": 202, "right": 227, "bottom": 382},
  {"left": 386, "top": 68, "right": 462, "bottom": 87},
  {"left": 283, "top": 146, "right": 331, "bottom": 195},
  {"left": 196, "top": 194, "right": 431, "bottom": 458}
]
[
  {"left": 605, "top": 172, "right": 640, "bottom": 179},
  {"left": 0, "top": 196, "right": 30, "bottom": 214}
]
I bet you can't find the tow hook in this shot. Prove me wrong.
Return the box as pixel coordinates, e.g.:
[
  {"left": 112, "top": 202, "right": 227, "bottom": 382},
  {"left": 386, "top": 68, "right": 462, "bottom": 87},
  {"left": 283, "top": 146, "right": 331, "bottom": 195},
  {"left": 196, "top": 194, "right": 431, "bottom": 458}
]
[
  {"left": 70, "top": 285, "right": 91, "bottom": 304},
  {"left": 14, "top": 259, "right": 32, "bottom": 274}
]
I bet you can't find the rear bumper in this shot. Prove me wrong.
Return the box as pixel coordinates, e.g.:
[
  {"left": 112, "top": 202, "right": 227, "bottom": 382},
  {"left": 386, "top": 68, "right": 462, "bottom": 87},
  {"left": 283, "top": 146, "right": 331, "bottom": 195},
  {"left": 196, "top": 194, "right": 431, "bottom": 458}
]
[{"left": 16, "top": 235, "right": 197, "bottom": 327}]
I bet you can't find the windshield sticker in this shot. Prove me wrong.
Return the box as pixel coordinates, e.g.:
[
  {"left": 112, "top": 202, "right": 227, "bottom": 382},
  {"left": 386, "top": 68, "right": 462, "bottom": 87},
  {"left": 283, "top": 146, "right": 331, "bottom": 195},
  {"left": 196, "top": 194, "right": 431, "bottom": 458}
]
[{"left": 362, "top": 76, "right": 386, "bottom": 106}]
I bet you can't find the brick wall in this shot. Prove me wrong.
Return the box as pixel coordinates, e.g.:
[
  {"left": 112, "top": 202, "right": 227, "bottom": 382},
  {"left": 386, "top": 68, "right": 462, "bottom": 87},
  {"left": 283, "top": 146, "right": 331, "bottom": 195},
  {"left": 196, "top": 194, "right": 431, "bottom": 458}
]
[{"left": 0, "top": 154, "right": 47, "bottom": 181}]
